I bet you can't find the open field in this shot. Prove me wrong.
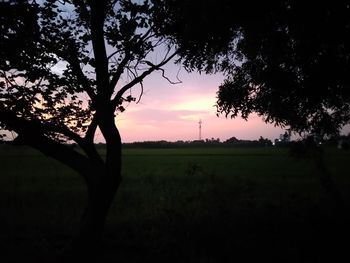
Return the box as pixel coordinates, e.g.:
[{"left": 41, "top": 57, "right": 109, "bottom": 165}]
[{"left": 0, "top": 145, "right": 349, "bottom": 262}]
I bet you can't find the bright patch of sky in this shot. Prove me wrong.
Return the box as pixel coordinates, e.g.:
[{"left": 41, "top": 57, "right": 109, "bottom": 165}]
[{"left": 105, "top": 65, "right": 288, "bottom": 143}]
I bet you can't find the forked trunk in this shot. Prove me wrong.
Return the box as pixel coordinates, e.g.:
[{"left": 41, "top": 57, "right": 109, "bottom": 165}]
[
  {"left": 63, "top": 139, "right": 122, "bottom": 261},
  {"left": 62, "top": 166, "right": 122, "bottom": 261}
]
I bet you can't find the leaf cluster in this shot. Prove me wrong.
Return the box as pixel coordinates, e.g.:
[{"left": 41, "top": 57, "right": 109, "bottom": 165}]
[
  {"left": 152, "top": 0, "right": 237, "bottom": 73},
  {"left": 217, "top": 2, "right": 350, "bottom": 136},
  {"left": 157, "top": 0, "right": 350, "bottom": 136}
]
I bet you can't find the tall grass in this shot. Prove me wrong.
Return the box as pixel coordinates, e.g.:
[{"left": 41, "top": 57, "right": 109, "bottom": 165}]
[{"left": 0, "top": 145, "right": 349, "bottom": 262}]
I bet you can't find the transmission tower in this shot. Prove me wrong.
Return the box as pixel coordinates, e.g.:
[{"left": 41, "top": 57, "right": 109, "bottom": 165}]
[{"left": 198, "top": 119, "right": 202, "bottom": 140}]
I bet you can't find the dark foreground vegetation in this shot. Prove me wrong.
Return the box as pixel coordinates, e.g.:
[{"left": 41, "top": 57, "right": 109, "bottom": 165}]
[{"left": 0, "top": 144, "right": 349, "bottom": 262}]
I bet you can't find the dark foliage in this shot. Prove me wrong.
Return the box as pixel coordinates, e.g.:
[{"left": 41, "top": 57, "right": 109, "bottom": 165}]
[
  {"left": 157, "top": 1, "right": 350, "bottom": 136},
  {"left": 218, "top": 2, "right": 350, "bottom": 136}
]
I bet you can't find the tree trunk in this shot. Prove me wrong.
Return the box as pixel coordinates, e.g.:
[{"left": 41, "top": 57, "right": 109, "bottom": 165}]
[
  {"left": 63, "top": 113, "right": 123, "bottom": 261},
  {"left": 72, "top": 177, "right": 120, "bottom": 256},
  {"left": 61, "top": 166, "right": 121, "bottom": 262},
  {"left": 63, "top": 142, "right": 122, "bottom": 261}
]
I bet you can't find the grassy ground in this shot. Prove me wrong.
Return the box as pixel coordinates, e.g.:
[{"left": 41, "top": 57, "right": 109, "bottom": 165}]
[{"left": 0, "top": 145, "right": 349, "bottom": 262}]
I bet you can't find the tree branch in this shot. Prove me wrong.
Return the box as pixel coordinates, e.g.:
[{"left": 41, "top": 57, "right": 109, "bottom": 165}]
[
  {"left": 111, "top": 51, "right": 178, "bottom": 109},
  {"left": 1, "top": 103, "right": 105, "bottom": 165},
  {"left": 89, "top": 0, "right": 109, "bottom": 98},
  {"left": 52, "top": 40, "right": 97, "bottom": 103},
  {"left": 108, "top": 52, "right": 133, "bottom": 93},
  {"left": 2, "top": 101, "right": 83, "bottom": 144},
  {"left": 84, "top": 113, "right": 98, "bottom": 143},
  {"left": 0, "top": 106, "right": 100, "bottom": 182},
  {"left": 67, "top": 52, "right": 97, "bottom": 102},
  {"left": 136, "top": 81, "right": 144, "bottom": 104},
  {"left": 144, "top": 61, "right": 182, "bottom": 85},
  {"left": 72, "top": 0, "right": 91, "bottom": 25},
  {"left": 107, "top": 28, "right": 156, "bottom": 94},
  {"left": 81, "top": 113, "right": 104, "bottom": 165}
]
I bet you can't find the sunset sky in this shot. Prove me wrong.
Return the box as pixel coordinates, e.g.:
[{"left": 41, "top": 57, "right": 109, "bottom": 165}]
[
  {"left": 109, "top": 62, "right": 350, "bottom": 143},
  {"left": 105, "top": 65, "right": 288, "bottom": 143}
]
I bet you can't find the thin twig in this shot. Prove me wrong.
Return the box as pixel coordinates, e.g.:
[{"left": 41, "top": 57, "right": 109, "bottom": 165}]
[{"left": 136, "top": 81, "right": 144, "bottom": 104}]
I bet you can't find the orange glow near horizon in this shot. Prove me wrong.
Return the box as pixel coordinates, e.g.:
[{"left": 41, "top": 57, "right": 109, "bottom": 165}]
[
  {"left": 94, "top": 72, "right": 289, "bottom": 143},
  {"left": 91, "top": 66, "right": 350, "bottom": 143}
]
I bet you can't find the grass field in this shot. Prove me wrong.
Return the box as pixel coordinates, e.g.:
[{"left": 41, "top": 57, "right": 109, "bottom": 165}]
[{"left": 0, "top": 145, "right": 349, "bottom": 262}]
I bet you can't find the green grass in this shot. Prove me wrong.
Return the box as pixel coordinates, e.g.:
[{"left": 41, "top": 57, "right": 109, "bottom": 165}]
[{"left": 0, "top": 145, "right": 349, "bottom": 262}]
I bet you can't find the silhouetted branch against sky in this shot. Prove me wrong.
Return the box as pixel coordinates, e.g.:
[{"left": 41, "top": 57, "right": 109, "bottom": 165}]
[
  {"left": 0, "top": 0, "right": 188, "bottom": 143},
  {"left": 154, "top": 0, "right": 350, "bottom": 138}
]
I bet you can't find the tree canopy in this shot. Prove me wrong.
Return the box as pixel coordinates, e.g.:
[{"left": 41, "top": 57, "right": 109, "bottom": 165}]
[
  {"left": 0, "top": 0, "right": 177, "bottom": 145},
  {"left": 156, "top": 1, "right": 350, "bottom": 136}
]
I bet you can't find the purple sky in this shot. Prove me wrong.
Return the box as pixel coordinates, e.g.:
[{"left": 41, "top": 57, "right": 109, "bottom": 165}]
[
  {"left": 107, "top": 65, "right": 350, "bottom": 143},
  {"left": 99, "top": 67, "right": 289, "bottom": 143},
  {"left": 46, "top": 45, "right": 290, "bottom": 143}
]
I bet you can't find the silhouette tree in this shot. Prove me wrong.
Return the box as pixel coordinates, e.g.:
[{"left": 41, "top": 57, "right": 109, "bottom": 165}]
[
  {"left": 216, "top": 2, "right": 350, "bottom": 137},
  {"left": 156, "top": 1, "right": 350, "bottom": 136},
  {"left": 0, "top": 0, "right": 178, "bottom": 258},
  {"left": 157, "top": 1, "right": 350, "bottom": 211},
  {"left": 224, "top": 136, "right": 239, "bottom": 144}
]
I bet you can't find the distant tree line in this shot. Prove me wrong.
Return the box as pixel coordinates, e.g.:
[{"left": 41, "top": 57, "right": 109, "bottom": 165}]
[
  {"left": 2, "top": 133, "right": 349, "bottom": 149},
  {"left": 119, "top": 134, "right": 349, "bottom": 149},
  {"left": 121, "top": 136, "right": 273, "bottom": 148}
]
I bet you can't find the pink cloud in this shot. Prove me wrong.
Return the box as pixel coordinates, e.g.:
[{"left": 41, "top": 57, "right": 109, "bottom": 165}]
[{"left": 107, "top": 69, "right": 288, "bottom": 142}]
